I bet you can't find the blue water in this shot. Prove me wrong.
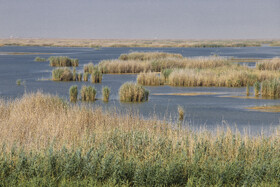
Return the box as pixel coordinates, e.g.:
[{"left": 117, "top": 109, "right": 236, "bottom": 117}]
[{"left": 0, "top": 46, "right": 280, "bottom": 134}]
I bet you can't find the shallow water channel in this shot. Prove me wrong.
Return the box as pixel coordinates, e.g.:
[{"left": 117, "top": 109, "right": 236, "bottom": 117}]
[{"left": 0, "top": 46, "right": 280, "bottom": 134}]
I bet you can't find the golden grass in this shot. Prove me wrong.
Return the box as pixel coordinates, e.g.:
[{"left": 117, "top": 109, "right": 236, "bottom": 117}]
[
  {"left": 256, "top": 57, "right": 280, "bottom": 70},
  {"left": 137, "top": 72, "right": 165, "bottom": 86},
  {"left": 99, "top": 55, "right": 232, "bottom": 74},
  {"left": 0, "top": 38, "right": 275, "bottom": 48},
  {"left": 1, "top": 92, "right": 280, "bottom": 186},
  {"left": 167, "top": 67, "right": 280, "bottom": 87},
  {"left": 246, "top": 105, "right": 280, "bottom": 112},
  {"left": 119, "top": 52, "right": 183, "bottom": 61}
]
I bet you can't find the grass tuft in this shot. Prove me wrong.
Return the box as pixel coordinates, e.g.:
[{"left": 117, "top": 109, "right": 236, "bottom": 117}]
[
  {"left": 48, "top": 56, "right": 79, "bottom": 67},
  {"left": 91, "top": 69, "right": 102, "bottom": 83},
  {"left": 69, "top": 85, "right": 78, "bottom": 102},
  {"left": 81, "top": 86, "right": 96, "bottom": 102},
  {"left": 102, "top": 86, "right": 111, "bottom": 102},
  {"left": 119, "top": 82, "right": 149, "bottom": 102}
]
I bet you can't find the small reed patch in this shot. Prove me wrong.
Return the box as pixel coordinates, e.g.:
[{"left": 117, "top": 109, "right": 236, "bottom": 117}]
[
  {"left": 49, "top": 56, "right": 79, "bottom": 67},
  {"left": 81, "top": 86, "right": 96, "bottom": 102},
  {"left": 102, "top": 86, "right": 110, "bottom": 102},
  {"left": 69, "top": 85, "right": 78, "bottom": 102},
  {"left": 119, "top": 82, "right": 149, "bottom": 102}
]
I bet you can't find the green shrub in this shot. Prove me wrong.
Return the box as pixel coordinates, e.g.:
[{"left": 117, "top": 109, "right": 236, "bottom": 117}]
[
  {"left": 119, "top": 82, "right": 149, "bottom": 102},
  {"left": 81, "top": 86, "right": 96, "bottom": 102},
  {"left": 102, "top": 86, "right": 110, "bottom": 102},
  {"left": 69, "top": 85, "right": 78, "bottom": 102}
]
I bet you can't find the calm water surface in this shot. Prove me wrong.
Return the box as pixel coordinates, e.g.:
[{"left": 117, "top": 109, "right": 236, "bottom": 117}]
[{"left": 0, "top": 46, "right": 280, "bottom": 134}]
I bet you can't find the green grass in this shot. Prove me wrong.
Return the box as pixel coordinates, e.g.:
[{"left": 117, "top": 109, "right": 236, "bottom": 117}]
[
  {"left": 16, "top": 79, "right": 21, "bottom": 86},
  {"left": 254, "top": 81, "right": 261, "bottom": 96},
  {"left": 261, "top": 79, "right": 280, "bottom": 98},
  {"left": 119, "top": 82, "right": 149, "bottom": 102}
]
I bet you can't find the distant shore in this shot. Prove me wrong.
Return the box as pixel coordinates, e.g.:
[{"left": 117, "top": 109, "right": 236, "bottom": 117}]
[{"left": 0, "top": 38, "right": 280, "bottom": 48}]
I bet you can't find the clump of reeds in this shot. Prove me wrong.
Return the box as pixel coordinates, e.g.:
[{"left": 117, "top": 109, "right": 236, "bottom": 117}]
[
  {"left": 137, "top": 72, "right": 165, "bottom": 86},
  {"left": 73, "top": 67, "right": 77, "bottom": 81},
  {"left": 246, "top": 84, "right": 250, "bottom": 96},
  {"left": 254, "top": 81, "right": 260, "bottom": 96},
  {"left": 119, "top": 82, "right": 149, "bottom": 102},
  {"left": 77, "top": 73, "right": 83, "bottom": 81},
  {"left": 81, "top": 86, "right": 96, "bottom": 102},
  {"left": 261, "top": 79, "right": 280, "bottom": 98},
  {"left": 119, "top": 52, "right": 183, "bottom": 61},
  {"left": 69, "top": 85, "right": 78, "bottom": 102},
  {"left": 83, "top": 72, "right": 89, "bottom": 81},
  {"left": 52, "top": 68, "right": 73, "bottom": 81},
  {"left": 34, "top": 57, "right": 46, "bottom": 62},
  {"left": 102, "top": 86, "right": 110, "bottom": 102},
  {"left": 84, "top": 62, "right": 96, "bottom": 74},
  {"left": 48, "top": 56, "right": 79, "bottom": 67},
  {"left": 256, "top": 57, "right": 280, "bottom": 70},
  {"left": 91, "top": 69, "right": 102, "bottom": 83},
  {"left": 178, "top": 105, "right": 184, "bottom": 121}
]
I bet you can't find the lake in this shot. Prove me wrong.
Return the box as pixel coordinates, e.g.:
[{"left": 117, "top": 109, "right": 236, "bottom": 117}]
[{"left": 0, "top": 46, "right": 280, "bottom": 134}]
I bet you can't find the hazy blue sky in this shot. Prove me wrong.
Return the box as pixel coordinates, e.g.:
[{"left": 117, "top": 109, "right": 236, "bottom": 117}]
[{"left": 0, "top": 0, "right": 279, "bottom": 39}]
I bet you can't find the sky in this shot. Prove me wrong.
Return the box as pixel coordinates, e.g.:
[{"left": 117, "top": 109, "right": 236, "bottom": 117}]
[{"left": 0, "top": 0, "right": 279, "bottom": 39}]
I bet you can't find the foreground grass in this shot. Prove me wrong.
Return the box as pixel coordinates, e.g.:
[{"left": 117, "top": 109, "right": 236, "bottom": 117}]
[{"left": 0, "top": 92, "right": 280, "bottom": 186}]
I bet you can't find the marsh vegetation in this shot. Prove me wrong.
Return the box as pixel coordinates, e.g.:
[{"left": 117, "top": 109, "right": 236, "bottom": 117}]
[
  {"left": 0, "top": 92, "right": 279, "bottom": 186},
  {"left": 119, "top": 82, "right": 149, "bottom": 102},
  {"left": 49, "top": 56, "right": 79, "bottom": 67}
]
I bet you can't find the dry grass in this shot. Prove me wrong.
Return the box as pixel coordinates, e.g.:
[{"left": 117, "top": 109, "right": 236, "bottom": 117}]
[
  {"left": 256, "top": 57, "right": 280, "bottom": 70},
  {"left": 119, "top": 82, "right": 149, "bottom": 102},
  {"left": 246, "top": 105, "right": 280, "bottom": 112},
  {"left": 0, "top": 92, "right": 280, "bottom": 186},
  {"left": 0, "top": 38, "right": 274, "bottom": 48},
  {"left": 137, "top": 72, "right": 165, "bottom": 86},
  {"left": 49, "top": 56, "right": 79, "bottom": 67},
  {"left": 119, "top": 52, "right": 183, "bottom": 61},
  {"left": 167, "top": 68, "right": 280, "bottom": 87},
  {"left": 99, "top": 55, "right": 232, "bottom": 74}
]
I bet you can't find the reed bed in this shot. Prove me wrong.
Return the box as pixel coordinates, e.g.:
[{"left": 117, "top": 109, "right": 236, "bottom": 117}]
[
  {"left": 261, "top": 79, "right": 280, "bottom": 98},
  {"left": 49, "top": 56, "right": 79, "bottom": 67},
  {"left": 256, "top": 57, "right": 280, "bottom": 70},
  {"left": 0, "top": 92, "right": 279, "bottom": 186},
  {"left": 119, "top": 52, "right": 183, "bottom": 61},
  {"left": 119, "top": 82, "right": 149, "bottom": 102},
  {"left": 167, "top": 68, "right": 280, "bottom": 87},
  {"left": 81, "top": 86, "right": 96, "bottom": 102},
  {"left": 98, "top": 56, "right": 232, "bottom": 74},
  {"left": 137, "top": 72, "right": 165, "bottom": 86}
]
